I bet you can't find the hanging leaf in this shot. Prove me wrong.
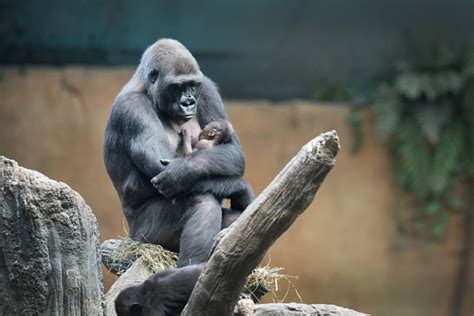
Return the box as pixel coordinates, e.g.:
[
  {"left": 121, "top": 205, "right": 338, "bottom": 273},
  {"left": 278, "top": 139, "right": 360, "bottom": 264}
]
[
  {"left": 424, "top": 199, "right": 443, "bottom": 215},
  {"left": 431, "top": 71, "right": 464, "bottom": 97},
  {"left": 447, "top": 190, "right": 464, "bottom": 210},
  {"left": 393, "top": 119, "right": 431, "bottom": 197},
  {"left": 373, "top": 85, "right": 403, "bottom": 141},
  {"left": 414, "top": 102, "right": 452, "bottom": 145},
  {"left": 395, "top": 71, "right": 464, "bottom": 102},
  {"left": 346, "top": 110, "right": 364, "bottom": 153},
  {"left": 430, "top": 121, "right": 464, "bottom": 194},
  {"left": 395, "top": 72, "right": 425, "bottom": 100},
  {"left": 365, "top": 45, "right": 474, "bottom": 239}
]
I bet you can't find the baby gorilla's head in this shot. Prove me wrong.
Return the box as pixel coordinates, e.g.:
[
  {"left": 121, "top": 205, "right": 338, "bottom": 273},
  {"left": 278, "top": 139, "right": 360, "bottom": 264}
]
[{"left": 199, "top": 119, "right": 234, "bottom": 144}]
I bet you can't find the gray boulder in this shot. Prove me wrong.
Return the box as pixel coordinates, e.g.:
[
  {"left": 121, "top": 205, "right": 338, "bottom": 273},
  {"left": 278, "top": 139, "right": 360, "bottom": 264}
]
[{"left": 0, "top": 156, "right": 103, "bottom": 315}]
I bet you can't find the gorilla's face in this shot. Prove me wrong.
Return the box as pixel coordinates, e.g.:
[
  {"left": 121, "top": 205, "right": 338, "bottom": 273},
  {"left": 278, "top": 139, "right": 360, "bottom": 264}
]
[
  {"left": 164, "top": 77, "right": 202, "bottom": 121},
  {"left": 140, "top": 39, "right": 203, "bottom": 122},
  {"left": 146, "top": 67, "right": 203, "bottom": 122}
]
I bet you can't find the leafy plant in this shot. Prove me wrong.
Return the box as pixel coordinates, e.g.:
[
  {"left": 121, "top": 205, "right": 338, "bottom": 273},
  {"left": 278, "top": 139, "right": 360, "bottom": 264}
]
[{"left": 372, "top": 48, "right": 474, "bottom": 237}]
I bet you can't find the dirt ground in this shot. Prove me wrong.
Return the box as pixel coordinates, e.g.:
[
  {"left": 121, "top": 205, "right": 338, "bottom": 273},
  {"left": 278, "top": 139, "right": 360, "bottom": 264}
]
[{"left": 0, "top": 67, "right": 472, "bottom": 316}]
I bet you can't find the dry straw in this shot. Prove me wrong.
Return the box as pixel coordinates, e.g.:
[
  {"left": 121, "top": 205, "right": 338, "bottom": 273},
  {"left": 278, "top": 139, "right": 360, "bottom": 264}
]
[{"left": 110, "top": 237, "right": 289, "bottom": 299}]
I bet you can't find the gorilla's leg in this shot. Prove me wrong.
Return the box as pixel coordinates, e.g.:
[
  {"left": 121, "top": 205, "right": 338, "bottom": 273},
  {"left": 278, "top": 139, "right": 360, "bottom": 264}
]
[
  {"left": 221, "top": 208, "right": 242, "bottom": 229},
  {"left": 187, "top": 178, "right": 254, "bottom": 212},
  {"left": 177, "top": 193, "right": 222, "bottom": 267},
  {"left": 230, "top": 179, "right": 254, "bottom": 212},
  {"left": 127, "top": 196, "right": 184, "bottom": 252}
]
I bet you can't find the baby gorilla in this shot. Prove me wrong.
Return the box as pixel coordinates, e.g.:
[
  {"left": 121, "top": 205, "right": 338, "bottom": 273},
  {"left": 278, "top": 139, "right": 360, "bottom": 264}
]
[
  {"left": 154, "top": 119, "right": 253, "bottom": 228},
  {"left": 179, "top": 119, "right": 234, "bottom": 155},
  {"left": 115, "top": 264, "right": 204, "bottom": 316}
]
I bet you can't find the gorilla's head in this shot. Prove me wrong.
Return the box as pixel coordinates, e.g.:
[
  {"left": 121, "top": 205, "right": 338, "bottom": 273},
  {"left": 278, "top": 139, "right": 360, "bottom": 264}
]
[
  {"left": 199, "top": 119, "right": 234, "bottom": 144},
  {"left": 141, "top": 39, "right": 203, "bottom": 122},
  {"left": 115, "top": 284, "right": 145, "bottom": 316},
  {"left": 115, "top": 264, "right": 204, "bottom": 316}
]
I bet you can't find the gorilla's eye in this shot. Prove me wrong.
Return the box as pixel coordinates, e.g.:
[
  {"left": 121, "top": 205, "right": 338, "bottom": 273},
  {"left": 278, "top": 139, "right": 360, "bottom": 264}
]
[{"left": 149, "top": 69, "right": 159, "bottom": 84}]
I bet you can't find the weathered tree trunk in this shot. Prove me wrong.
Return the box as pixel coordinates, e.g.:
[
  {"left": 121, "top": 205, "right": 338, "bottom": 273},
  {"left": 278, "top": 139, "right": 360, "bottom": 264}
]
[
  {"left": 182, "top": 130, "right": 343, "bottom": 315},
  {"left": 0, "top": 156, "right": 103, "bottom": 315}
]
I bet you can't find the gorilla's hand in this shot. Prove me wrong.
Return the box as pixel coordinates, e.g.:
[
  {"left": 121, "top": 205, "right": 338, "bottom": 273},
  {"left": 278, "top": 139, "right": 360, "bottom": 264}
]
[{"left": 150, "top": 158, "right": 197, "bottom": 197}]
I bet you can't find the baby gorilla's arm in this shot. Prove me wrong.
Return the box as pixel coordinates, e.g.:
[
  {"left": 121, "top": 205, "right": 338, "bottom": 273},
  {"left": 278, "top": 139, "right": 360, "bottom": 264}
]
[
  {"left": 180, "top": 129, "right": 194, "bottom": 156},
  {"left": 194, "top": 139, "right": 216, "bottom": 151}
]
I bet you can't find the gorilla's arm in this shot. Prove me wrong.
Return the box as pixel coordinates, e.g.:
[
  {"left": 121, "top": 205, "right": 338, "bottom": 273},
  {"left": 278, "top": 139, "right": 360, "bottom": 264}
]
[
  {"left": 194, "top": 77, "right": 245, "bottom": 178},
  {"left": 186, "top": 177, "right": 253, "bottom": 202},
  {"left": 117, "top": 93, "right": 176, "bottom": 177},
  {"left": 152, "top": 78, "right": 246, "bottom": 197}
]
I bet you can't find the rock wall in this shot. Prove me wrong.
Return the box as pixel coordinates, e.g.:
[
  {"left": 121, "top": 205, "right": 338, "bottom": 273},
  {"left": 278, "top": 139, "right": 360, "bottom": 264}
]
[{"left": 0, "top": 156, "right": 103, "bottom": 315}]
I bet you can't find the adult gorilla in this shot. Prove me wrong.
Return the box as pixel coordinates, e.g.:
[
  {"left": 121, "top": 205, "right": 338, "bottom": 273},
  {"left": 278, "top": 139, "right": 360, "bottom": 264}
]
[{"left": 104, "top": 39, "right": 247, "bottom": 267}]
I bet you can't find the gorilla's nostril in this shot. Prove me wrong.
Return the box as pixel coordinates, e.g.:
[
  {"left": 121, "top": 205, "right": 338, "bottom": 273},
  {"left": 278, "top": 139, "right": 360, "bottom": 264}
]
[{"left": 181, "top": 99, "right": 195, "bottom": 107}]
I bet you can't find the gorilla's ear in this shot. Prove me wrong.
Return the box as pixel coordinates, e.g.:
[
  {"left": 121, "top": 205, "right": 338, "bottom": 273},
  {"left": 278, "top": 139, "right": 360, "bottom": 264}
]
[
  {"left": 148, "top": 69, "right": 159, "bottom": 84},
  {"left": 129, "top": 303, "right": 143, "bottom": 316}
]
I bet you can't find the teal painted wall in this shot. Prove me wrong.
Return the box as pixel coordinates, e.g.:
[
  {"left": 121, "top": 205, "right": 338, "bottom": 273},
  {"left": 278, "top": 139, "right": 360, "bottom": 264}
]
[{"left": 1, "top": 0, "right": 474, "bottom": 99}]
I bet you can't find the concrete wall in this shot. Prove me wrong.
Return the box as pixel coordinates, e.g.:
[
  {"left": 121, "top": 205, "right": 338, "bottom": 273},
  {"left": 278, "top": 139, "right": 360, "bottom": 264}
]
[
  {"left": 0, "top": 67, "right": 473, "bottom": 316},
  {"left": 2, "top": 1, "right": 474, "bottom": 99}
]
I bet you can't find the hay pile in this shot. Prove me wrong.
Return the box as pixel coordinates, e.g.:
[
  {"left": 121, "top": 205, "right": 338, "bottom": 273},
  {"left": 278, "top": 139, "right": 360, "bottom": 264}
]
[
  {"left": 109, "top": 237, "right": 288, "bottom": 299},
  {"left": 110, "top": 237, "right": 178, "bottom": 274}
]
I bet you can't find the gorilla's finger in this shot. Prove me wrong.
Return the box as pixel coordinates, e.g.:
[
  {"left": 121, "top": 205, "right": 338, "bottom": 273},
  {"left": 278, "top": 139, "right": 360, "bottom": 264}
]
[{"left": 159, "top": 188, "right": 174, "bottom": 198}]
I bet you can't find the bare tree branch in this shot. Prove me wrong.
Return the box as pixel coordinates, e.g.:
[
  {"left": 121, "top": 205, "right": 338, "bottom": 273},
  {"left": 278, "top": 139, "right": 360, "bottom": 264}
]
[{"left": 182, "top": 130, "right": 340, "bottom": 316}]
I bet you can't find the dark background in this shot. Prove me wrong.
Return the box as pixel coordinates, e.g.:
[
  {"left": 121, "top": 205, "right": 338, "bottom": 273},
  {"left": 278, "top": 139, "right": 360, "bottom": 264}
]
[{"left": 2, "top": 0, "right": 474, "bottom": 99}]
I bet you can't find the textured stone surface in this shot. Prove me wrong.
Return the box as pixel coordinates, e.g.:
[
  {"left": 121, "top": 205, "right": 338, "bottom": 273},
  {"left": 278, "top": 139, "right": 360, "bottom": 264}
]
[
  {"left": 253, "top": 303, "right": 368, "bottom": 316},
  {"left": 0, "top": 156, "right": 103, "bottom": 315}
]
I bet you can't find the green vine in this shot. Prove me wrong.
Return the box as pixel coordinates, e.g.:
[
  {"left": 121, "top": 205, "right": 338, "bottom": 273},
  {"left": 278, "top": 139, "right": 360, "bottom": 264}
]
[
  {"left": 371, "top": 48, "right": 474, "bottom": 237},
  {"left": 334, "top": 45, "right": 474, "bottom": 313}
]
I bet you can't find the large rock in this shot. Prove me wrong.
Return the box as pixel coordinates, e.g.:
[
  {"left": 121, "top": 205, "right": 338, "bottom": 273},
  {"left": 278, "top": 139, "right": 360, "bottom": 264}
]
[{"left": 0, "top": 156, "right": 103, "bottom": 315}]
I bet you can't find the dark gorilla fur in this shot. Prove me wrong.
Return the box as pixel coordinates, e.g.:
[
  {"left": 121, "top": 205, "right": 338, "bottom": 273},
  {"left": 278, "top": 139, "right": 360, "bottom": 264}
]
[
  {"left": 115, "top": 264, "right": 204, "bottom": 316},
  {"left": 153, "top": 119, "right": 254, "bottom": 216},
  {"left": 104, "top": 38, "right": 253, "bottom": 268}
]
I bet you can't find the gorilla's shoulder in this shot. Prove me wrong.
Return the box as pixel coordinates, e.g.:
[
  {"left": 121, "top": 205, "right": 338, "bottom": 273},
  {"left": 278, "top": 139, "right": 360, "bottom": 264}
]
[
  {"left": 199, "top": 76, "right": 223, "bottom": 108},
  {"left": 201, "top": 76, "right": 219, "bottom": 93},
  {"left": 114, "top": 92, "right": 150, "bottom": 109},
  {"left": 111, "top": 92, "right": 153, "bottom": 118}
]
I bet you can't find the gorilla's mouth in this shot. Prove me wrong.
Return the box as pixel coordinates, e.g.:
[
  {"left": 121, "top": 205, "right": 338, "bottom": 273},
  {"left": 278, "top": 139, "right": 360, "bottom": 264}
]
[
  {"left": 178, "top": 104, "right": 196, "bottom": 120},
  {"left": 181, "top": 114, "right": 195, "bottom": 121}
]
